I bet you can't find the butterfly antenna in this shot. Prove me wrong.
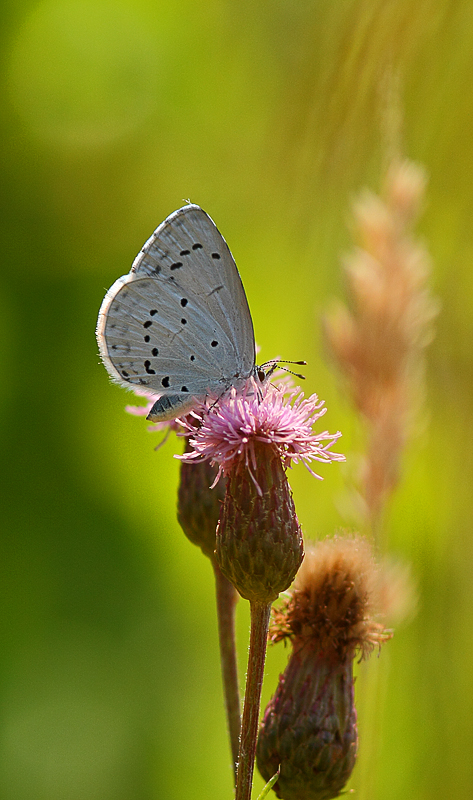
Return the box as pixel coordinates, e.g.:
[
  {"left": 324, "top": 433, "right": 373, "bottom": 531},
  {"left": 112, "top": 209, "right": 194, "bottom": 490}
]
[
  {"left": 260, "top": 359, "right": 307, "bottom": 381},
  {"left": 278, "top": 365, "right": 306, "bottom": 380}
]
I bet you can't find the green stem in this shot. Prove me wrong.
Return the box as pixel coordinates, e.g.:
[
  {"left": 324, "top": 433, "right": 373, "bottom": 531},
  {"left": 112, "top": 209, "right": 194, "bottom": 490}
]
[
  {"left": 235, "top": 600, "right": 272, "bottom": 800},
  {"left": 213, "top": 560, "right": 241, "bottom": 782}
]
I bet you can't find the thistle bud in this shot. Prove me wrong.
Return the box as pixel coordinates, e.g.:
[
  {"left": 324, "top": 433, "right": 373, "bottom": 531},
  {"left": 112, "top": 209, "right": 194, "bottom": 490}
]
[
  {"left": 123, "top": 392, "right": 226, "bottom": 558},
  {"left": 256, "top": 536, "right": 392, "bottom": 799},
  {"left": 177, "top": 437, "right": 225, "bottom": 559},
  {"left": 216, "top": 440, "right": 303, "bottom": 603}
]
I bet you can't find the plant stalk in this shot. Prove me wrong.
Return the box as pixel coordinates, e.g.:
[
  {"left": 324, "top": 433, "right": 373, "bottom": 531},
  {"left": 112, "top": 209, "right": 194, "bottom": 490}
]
[
  {"left": 213, "top": 560, "right": 241, "bottom": 781},
  {"left": 235, "top": 600, "right": 272, "bottom": 800}
]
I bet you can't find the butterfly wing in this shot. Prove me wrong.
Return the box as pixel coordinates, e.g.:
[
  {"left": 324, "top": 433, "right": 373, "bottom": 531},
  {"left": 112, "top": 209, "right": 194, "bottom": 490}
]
[{"left": 96, "top": 205, "right": 256, "bottom": 413}]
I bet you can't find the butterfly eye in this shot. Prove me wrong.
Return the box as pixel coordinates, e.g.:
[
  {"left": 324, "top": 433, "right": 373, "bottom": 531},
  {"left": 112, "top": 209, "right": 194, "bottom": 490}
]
[{"left": 257, "top": 368, "right": 266, "bottom": 382}]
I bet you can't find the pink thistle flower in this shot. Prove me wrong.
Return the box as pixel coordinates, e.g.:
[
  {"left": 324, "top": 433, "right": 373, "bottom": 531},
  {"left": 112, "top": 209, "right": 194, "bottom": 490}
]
[
  {"left": 180, "top": 378, "right": 345, "bottom": 493},
  {"left": 176, "top": 377, "right": 345, "bottom": 604}
]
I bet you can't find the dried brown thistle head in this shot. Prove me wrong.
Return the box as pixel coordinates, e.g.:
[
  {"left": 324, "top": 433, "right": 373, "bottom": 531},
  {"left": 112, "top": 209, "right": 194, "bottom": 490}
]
[
  {"left": 271, "top": 535, "right": 391, "bottom": 660},
  {"left": 257, "top": 536, "right": 391, "bottom": 800}
]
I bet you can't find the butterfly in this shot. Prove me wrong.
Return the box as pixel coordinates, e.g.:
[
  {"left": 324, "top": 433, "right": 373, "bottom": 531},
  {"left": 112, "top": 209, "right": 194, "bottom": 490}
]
[{"left": 96, "top": 204, "right": 263, "bottom": 422}]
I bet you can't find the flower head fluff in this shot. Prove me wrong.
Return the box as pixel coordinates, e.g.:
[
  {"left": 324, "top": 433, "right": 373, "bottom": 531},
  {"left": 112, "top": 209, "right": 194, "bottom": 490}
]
[
  {"left": 180, "top": 378, "right": 345, "bottom": 490},
  {"left": 256, "top": 536, "right": 393, "bottom": 800},
  {"left": 179, "top": 378, "right": 345, "bottom": 604}
]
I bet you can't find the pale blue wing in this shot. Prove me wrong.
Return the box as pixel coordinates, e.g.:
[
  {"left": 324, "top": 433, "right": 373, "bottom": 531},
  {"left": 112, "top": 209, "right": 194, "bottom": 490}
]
[{"left": 96, "top": 205, "right": 256, "bottom": 408}]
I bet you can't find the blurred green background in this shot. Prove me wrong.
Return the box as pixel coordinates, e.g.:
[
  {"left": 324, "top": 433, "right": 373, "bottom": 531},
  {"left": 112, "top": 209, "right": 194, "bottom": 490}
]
[{"left": 1, "top": 1, "right": 472, "bottom": 798}]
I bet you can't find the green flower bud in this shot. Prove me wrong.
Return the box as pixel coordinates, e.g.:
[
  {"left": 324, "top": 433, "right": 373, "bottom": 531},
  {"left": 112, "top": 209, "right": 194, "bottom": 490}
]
[
  {"left": 177, "top": 438, "right": 225, "bottom": 559},
  {"left": 216, "top": 441, "right": 304, "bottom": 603}
]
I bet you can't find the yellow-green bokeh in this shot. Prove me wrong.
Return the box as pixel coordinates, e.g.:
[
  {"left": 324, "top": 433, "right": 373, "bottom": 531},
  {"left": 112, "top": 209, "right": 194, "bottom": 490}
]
[{"left": 1, "top": 1, "right": 472, "bottom": 798}]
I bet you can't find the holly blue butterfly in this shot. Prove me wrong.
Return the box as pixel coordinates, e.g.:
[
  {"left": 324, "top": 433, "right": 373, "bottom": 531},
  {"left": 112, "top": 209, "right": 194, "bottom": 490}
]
[{"left": 96, "top": 204, "right": 261, "bottom": 421}]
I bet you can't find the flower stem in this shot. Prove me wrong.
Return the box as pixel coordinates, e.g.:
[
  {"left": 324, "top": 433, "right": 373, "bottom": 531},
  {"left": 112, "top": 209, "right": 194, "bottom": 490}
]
[
  {"left": 213, "top": 560, "right": 241, "bottom": 781},
  {"left": 235, "top": 600, "right": 272, "bottom": 800}
]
